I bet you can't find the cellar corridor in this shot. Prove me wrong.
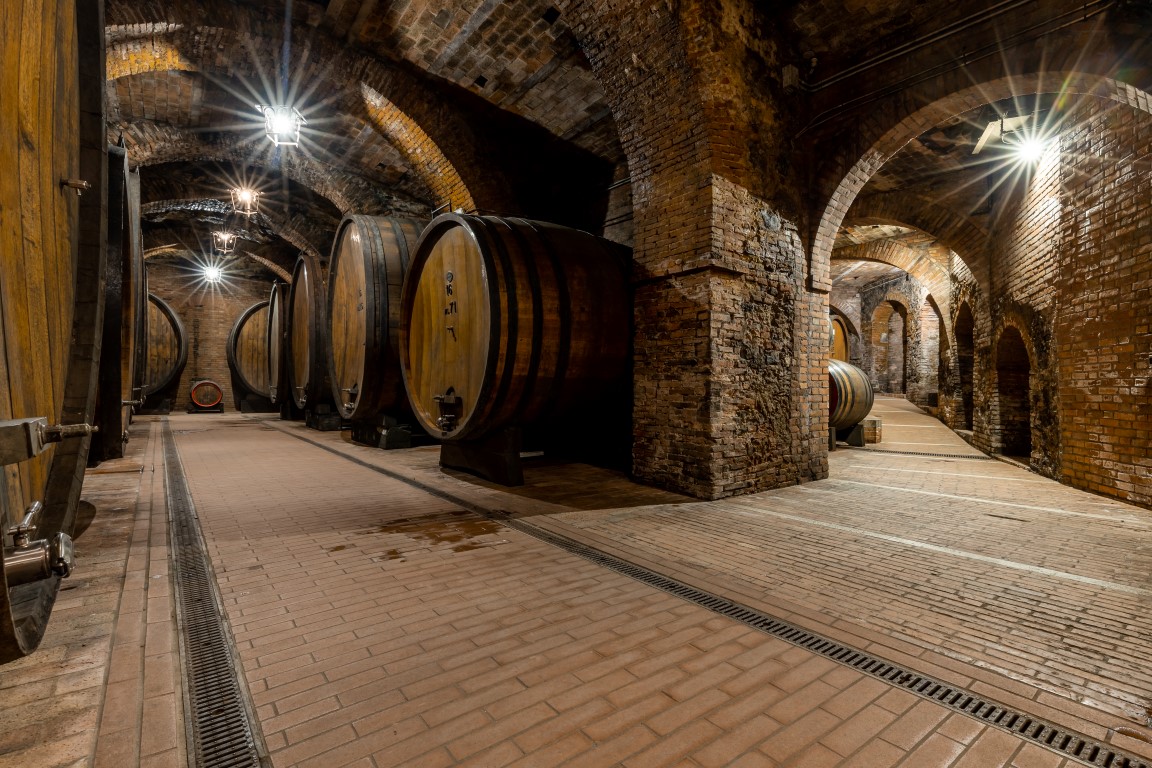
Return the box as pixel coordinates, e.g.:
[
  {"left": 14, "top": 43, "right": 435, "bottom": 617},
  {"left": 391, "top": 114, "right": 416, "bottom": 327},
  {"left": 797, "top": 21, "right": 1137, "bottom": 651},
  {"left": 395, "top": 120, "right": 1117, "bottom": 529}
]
[{"left": 3, "top": 403, "right": 1150, "bottom": 768}]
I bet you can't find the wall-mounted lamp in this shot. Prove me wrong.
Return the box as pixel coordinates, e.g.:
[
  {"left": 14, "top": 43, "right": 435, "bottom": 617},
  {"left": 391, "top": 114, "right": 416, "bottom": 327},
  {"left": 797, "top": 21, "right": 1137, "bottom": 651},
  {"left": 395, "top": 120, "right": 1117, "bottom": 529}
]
[
  {"left": 256, "top": 104, "right": 306, "bottom": 147},
  {"left": 212, "top": 231, "right": 237, "bottom": 254},
  {"left": 231, "top": 187, "right": 261, "bottom": 216},
  {"left": 204, "top": 265, "right": 224, "bottom": 283},
  {"left": 999, "top": 126, "right": 1051, "bottom": 163},
  {"left": 972, "top": 113, "right": 1052, "bottom": 161}
]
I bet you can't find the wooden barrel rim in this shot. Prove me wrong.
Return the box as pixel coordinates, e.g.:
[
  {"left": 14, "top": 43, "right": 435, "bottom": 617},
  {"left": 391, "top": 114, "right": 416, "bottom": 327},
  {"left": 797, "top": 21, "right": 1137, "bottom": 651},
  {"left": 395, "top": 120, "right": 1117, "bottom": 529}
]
[
  {"left": 92, "top": 144, "right": 133, "bottom": 461},
  {"left": 326, "top": 215, "right": 419, "bottom": 420},
  {"left": 143, "top": 294, "right": 188, "bottom": 397},
  {"left": 227, "top": 299, "right": 271, "bottom": 397},
  {"left": 266, "top": 284, "right": 288, "bottom": 404},
  {"left": 400, "top": 214, "right": 495, "bottom": 439},
  {"left": 829, "top": 359, "right": 874, "bottom": 430},
  {"left": 287, "top": 254, "right": 330, "bottom": 410}
]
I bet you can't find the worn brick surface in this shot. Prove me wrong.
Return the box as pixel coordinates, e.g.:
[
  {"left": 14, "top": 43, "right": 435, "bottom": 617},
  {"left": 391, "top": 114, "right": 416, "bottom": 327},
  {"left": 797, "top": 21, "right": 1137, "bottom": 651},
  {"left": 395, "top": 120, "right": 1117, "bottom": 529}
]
[{"left": 158, "top": 413, "right": 1149, "bottom": 767}]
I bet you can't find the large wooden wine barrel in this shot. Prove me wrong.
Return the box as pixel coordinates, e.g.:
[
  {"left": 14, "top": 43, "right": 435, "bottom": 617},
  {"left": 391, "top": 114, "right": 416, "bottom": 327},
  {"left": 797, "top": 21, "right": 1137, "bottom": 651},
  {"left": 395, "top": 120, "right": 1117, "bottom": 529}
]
[
  {"left": 327, "top": 215, "right": 424, "bottom": 420},
  {"left": 0, "top": 0, "right": 107, "bottom": 662},
  {"left": 399, "top": 214, "right": 630, "bottom": 442},
  {"left": 92, "top": 145, "right": 146, "bottom": 461},
  {"left": 143, "top": 294, "right": 188, "bottom": 397},
  {"left": 228, "top": 301, "right": 271, "bottom": 400},
  {"left": 267, "top": 284, "right": 289, "bottom": 404},
  {"left": 829, "top": 359, "right": 874, "bottom": 431},
  {"left": 287, "top": 254, "right": 331, "bottom": 410}
]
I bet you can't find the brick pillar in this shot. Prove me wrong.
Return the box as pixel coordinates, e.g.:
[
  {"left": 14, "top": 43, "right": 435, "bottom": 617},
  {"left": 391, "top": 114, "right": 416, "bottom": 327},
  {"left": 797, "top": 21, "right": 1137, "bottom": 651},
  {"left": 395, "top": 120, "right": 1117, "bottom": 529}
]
[{"left": 565, "top": 0, "right": 828, "bottom": 498}]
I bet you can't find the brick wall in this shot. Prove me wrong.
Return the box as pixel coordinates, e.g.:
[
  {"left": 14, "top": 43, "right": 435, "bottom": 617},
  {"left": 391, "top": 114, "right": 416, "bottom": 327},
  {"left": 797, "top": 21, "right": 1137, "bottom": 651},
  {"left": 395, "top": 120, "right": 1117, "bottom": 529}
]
[
  {"left": 147, "top": 262, "right": 276, "bottom": 412},
  {"left": 1053, "top": 99, "right": 1152, "bottom": 506},
  {"left": 937, "top": 97, "right": 1151, "bottom": 505}
]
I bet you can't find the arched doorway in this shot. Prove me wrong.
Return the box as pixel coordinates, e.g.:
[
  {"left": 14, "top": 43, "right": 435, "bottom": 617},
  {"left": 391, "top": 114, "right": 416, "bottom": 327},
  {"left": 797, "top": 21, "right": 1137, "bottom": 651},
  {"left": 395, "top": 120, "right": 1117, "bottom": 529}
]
[
  {"left": 918, "top": 299, "right": 942, "bottom": 407},
  {"left": 955, "top": 302, "right": 975, "bottom": 429},
  {"left": 996, "top": 327, "right": 1032, "bottom": 459},
  {"left": 871, "top": 301, "right": 907, "bottom": 394}
]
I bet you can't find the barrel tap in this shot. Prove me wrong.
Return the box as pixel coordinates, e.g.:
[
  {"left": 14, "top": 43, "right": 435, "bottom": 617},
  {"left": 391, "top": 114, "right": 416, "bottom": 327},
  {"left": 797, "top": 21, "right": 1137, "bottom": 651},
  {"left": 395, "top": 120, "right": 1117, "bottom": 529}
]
[
  {"left": 3, "top": 501, "right": 74, "bottom": 586},
  {"left": 433, "top": 388, "right": 461, "bottom": 434}
]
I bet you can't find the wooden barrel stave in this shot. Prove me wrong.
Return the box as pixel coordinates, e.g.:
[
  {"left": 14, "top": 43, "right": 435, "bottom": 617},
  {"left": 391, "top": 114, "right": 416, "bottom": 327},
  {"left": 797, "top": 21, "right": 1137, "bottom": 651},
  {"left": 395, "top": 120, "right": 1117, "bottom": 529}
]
[
  {"left": 142, "top": 294, "right": 188, "bottom": 398},
  {"left": 399, "top": 214, "right": 630, "bottom": 442},
  {"left": 829, "top": 359, "right": 874, "bottom": 431},
  {"left": 228, "top": 301, "right": 271, "bottom": 400},
  {"left": 327, "top": 215, "right": 424, "bottom": 421}
]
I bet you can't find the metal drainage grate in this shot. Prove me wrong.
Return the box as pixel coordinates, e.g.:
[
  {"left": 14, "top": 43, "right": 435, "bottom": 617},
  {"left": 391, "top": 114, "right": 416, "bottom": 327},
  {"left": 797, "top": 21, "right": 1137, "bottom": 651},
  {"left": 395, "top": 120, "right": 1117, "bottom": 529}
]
[
  {"left": 163, "top": 421, "right": 265, "bottom": 768},
  {"left": 856, "top": 447, "right": 993, "bottom": 460},
  {"left": 502, "top": 518, "right": 1150, "bottom": 768}
]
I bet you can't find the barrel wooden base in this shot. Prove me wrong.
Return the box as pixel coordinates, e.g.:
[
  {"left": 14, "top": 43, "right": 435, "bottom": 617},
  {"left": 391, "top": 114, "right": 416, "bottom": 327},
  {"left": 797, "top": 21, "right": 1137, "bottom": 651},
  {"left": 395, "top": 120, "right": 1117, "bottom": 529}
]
[
  {"left": 279, "top": 399, "right": 303, "bottom": 421},
  {"left": 350, "top": 418, "right": 413, "bottom": 449},
  {"left": 837, "top": 424, "right": 866, "bottom": 447},
  {"left": 238, "top": 394, "right": 277, "bottom": 414},
  {"left": 305, "top": 407, "right": 344, "bottom": 432},
  {"left": 440, "top": 429, "right": 524, "bottom": 486}
]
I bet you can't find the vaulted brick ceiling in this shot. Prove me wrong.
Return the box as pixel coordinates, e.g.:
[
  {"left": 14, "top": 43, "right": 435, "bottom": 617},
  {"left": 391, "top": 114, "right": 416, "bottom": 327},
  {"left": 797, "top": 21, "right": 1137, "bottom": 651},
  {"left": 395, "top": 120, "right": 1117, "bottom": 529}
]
[
  {"left": 106, "top": 0, "right": 618, "bottom": 278},
  {"left": 108, "top": 0, "right": 1063, "bottom": 292}
]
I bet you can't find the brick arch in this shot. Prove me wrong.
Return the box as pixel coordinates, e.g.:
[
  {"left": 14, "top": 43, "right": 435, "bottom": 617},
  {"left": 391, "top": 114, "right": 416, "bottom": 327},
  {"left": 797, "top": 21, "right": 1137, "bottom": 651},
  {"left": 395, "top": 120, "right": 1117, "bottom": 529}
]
[
  {"left": 828, "top": 304, "right": 860, "bottom": 340},
  {"left": 811, "top": 62, "right": 1152, "bottom": 290},
  {"left": 142, "top": 199, "right": 322, "bottom": 267},
  {"left": 866, "top": 295, "right": 913, "bottom": 395},
  {"left": 117, "top": 120, "right": 426, "bottom": 217},
  {"left": 844, "top": 193, "right": 992, "bottom": 295},
  {"left": 560, "top": 0, "right": 714, "bottom": 275},
  {"left": 104, "top": 2, "right": 502, "bottom": 212},
  {"left": 992, "top": 308, "right": 1060, "bottom": 477},
  {"left": 992, "top": 317, "right": 1040, "bottom": 374},
  {"left": 144, "top": 244, "right": 292, "bottom": 283},
  {"left": 924, "top": 294, "right": 951, "bottom": 357},
  {"left": 828, "top": 304, "right": 862, "bottom": 366},
  {"left": 992, "top": 320, "right": 1038, "bottom": 461},
  {"left": 358, "top": 83, "right": 474, "bottom": 213},
  {"left": 832, "top": 239, "right": 950, "bottom": 306}
]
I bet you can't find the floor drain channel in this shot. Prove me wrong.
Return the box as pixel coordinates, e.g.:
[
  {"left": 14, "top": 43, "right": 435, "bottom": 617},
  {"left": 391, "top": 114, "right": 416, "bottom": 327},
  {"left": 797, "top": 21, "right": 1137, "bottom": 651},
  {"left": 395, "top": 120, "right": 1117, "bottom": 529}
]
[
  {"left": 856, "top": 447, "right": 993, "bottom": 460},
  {"left": 503, "top": 518, "right": 1149, "bottom": 768},
  {"left": 163, "top": 421, "right": 265, "bottom": 768}
]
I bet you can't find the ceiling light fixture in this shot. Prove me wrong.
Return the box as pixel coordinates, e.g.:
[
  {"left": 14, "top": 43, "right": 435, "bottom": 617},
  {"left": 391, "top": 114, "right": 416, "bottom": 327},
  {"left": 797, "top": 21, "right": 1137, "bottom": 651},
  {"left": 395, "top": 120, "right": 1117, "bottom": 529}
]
[
  {"left": 256, "top": 104, "right": 306, "bottom": 147},
  {"left": 231, "top": 187, "right": 261, "bottom": 216},
  {"left": 212, "top": 230, "right": 237, "bottom": 254}
]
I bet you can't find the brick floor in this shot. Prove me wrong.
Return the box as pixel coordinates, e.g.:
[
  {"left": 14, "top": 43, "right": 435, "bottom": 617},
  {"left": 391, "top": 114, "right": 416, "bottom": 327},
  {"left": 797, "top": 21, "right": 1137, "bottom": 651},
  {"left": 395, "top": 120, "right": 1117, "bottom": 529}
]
[
  {"left": 166, "top": 412, "right": 1147, "bottom": 767},
  {"left": 0, "top": 421, "right": 184, "bottom": 768},
  {"left": 3, "top": 404, "right": 1151, "bottom": 767}
]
